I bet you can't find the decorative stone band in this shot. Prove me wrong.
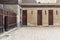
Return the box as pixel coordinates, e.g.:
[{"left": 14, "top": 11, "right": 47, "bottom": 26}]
[{"left": 21, "top": 5, "right": 60, "bottom": 8}]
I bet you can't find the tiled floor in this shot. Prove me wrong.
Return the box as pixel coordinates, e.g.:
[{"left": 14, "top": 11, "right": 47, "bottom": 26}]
[{"left": 1, "top": 26, "right": 60, "bottom": 40}]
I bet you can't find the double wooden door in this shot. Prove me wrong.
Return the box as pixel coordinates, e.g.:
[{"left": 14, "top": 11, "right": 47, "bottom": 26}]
[
  {"left": 48, "top": 10, "right": 53, "bottom": 25},
  {"left": 22, "top": 10, "right": 27, "bottom": 25},
  {"left": 37, "top": 10, "right": 42, "bottom": 25}
]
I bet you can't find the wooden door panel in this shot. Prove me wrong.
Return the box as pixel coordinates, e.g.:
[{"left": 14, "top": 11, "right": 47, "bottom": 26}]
[
  {"left": 0, "top": 15, "right": 3, "bottom": 26},
  {"left": 37, "top": 10, "right": 42, "bottom": 25},
  {"left": 22, "top": 10, "right": 27, "bottom": 25},
  {"left": 0, "top": 9, "right": 3, "bottom": 15},
  {"left": 48, "top": 10, "right": 53, "bottom": 25},
  {"left": 0, "top": 9, "right": 3, "bottom": 27}
]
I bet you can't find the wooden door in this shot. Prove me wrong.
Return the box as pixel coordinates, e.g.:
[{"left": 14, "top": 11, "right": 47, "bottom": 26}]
[
  {"left": 0, "top": 9, "right": 3, "bottom": 33},
  {"left": 22, "top": 10, "right": 27, "bottom": 25},
  {"left": 37, "top": 10, "right": 42, "bottom": 25},
  {"left": 48, "top": 10, "right": 53, "bottom": 25}
]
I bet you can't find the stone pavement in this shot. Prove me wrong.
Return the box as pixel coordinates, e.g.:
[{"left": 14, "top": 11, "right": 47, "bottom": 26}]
[{"left": 1, "top": 26, "right": 60, "bottom": 40}]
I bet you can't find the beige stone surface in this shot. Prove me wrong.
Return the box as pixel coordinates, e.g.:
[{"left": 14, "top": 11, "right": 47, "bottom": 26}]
[
  {"left": 1, "top": 27, "right": 60, "bottom": 40},
  {"left": 22, "top": 8, "right": 60, "bottom": 26}
]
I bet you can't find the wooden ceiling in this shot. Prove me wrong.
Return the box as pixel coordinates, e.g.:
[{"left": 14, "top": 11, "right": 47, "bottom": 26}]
[{"left": 0, "top": 0, "right": 18, "bottom": 4}]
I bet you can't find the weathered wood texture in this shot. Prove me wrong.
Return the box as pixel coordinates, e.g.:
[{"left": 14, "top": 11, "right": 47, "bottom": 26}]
[
  {"left": 0, "top": 0, "right": 18, "bottom": 4},
  {"left": 0, "top": 8, "right": 17, "bottom": 32}
]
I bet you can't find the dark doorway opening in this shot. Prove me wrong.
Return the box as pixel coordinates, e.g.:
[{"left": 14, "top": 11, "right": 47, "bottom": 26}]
[{"left": 4, "top": 16, "right": 8, "bottom": 31}]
